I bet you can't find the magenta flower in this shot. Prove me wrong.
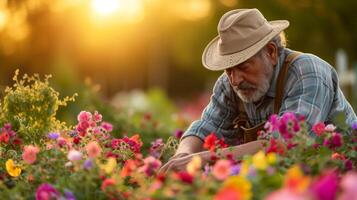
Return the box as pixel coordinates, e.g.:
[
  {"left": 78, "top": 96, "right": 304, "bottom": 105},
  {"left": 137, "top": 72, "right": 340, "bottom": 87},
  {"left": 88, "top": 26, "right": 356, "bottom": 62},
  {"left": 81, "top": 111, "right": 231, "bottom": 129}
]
[
  {"left": 36, "top": 183, "right": 60, "bottom": 200},
  {"left": 323, "top": 132, "right": 343, "bottom": 149},
  {"left": 101, "top": 122, "right": 113, "bottom": 132},
  {"left": 174, "top": 130, "right": 184, "bottom": 139},
  {"left": 310, "top": 171, "right": 338, "bottom": 200}
]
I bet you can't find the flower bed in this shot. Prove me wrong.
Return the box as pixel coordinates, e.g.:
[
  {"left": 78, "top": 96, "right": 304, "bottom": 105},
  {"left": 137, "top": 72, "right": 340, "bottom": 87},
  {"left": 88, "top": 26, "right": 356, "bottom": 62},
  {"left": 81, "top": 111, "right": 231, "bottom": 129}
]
[{"left": 0, "top": 72, "right": 356, "bottom": 200}]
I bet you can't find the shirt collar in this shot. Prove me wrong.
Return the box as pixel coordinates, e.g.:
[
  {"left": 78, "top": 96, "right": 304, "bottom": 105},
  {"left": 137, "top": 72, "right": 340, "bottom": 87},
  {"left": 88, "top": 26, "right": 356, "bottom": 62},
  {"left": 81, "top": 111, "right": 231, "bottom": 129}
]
[{"left": 266, "top": 48, "right": 292, "bottom": 98}]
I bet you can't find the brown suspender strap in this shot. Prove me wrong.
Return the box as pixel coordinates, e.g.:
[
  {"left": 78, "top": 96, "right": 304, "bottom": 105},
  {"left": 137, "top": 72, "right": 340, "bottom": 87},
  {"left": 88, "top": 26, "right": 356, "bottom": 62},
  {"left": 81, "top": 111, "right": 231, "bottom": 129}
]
[
  {"left": 274, "top": 51, "right": 302, "bottom": 113},
  {"left": 236, "top": 51, "right": 302, "bottom": 143}
]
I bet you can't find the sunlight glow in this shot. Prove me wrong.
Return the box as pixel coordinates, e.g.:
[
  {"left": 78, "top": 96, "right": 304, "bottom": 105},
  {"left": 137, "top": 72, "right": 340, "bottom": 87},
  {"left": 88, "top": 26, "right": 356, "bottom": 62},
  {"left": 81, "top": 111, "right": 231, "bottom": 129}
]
[
  {"left": 92, "top": 0, "right": 120, "bottom": 16},
  {"left": 171, "top": 0, "right": 211, "bottom": 21}
]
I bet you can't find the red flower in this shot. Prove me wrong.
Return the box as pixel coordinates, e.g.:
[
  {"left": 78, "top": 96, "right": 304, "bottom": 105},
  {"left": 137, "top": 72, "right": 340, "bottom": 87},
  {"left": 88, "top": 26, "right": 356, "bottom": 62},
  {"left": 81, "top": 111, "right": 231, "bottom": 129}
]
[
  {"left": 12, "top": 137, "right": 22, "bottom": 146},
  {"left": 266, "top": 138, "right": 285, "bottom": 155},
  {"left": 0, "top": 132, "right": 9, "bottom": 144},
  {"left": 73, "top": 137, "right": 81, "bottom": 145},
  {"left": 312, "top": 122, "right": 325, "bottom": 136},
  {"left": 101, "top": 178, "right": 116, "bottom": 192},
  {"left": 204, "top": 133, "right": 218, "bottom": 151},
  {"left": 176, "top": 171, "right": 194, "bottom": 184}
]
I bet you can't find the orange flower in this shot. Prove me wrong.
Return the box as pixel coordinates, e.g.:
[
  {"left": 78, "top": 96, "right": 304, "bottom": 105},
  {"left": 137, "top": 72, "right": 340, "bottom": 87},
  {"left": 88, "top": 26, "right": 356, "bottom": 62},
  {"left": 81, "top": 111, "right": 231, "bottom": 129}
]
[
  {"left": 284, "top": 165, "right": 310, "bottom": 194},
  {"left": 215, "top": 176, "right": 252, "bottom": 200}
]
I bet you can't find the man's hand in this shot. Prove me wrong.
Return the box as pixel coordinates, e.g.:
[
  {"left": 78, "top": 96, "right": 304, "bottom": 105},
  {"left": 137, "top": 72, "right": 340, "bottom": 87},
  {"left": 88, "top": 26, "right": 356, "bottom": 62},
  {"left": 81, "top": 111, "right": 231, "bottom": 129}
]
[
  {"left": 159, "top": 151, "right": 210, "bottom": 174},
  {"left": 159, "top": 136, "right": 204, "bottom": 174}
]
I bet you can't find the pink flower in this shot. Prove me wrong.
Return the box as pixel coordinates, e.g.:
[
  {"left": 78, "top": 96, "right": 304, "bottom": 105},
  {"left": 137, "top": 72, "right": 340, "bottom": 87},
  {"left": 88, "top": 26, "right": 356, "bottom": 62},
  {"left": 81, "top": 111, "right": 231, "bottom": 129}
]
[
  {"left": 93, "top": 111, "right": 102, "bottom": 122},
  {"left": 339, "top": 172, "right": 357, "bottom": 200},
  {"left": 86, "top": 141, "right": 101, "bottom": 158},
  {"left": 101, "top": 122, "right": 113, "bottom": 132},
  {"left": 265, "top": 188, "right": 307, "bottom": 200},
  {"left": 312, "top": 122, "right": 325, "bottom": 136},
  {"left": 22, "top": 145, "right": 40, "bottom": 164},
  {"left": 77, "top": 111, "right": 92, "bottom": 122},
  {"left": 138, "top": 156, "right": 162, "bottom": 176},
  {"left": 212, "top": 160, "right": 232, "bottom": 180}
]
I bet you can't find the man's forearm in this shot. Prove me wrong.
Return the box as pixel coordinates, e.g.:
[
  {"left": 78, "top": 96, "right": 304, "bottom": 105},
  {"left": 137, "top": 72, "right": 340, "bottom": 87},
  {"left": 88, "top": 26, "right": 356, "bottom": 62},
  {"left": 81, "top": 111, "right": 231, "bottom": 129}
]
[
  {"left": 175, "top": 136, "right": 204, "bottom": 155},
  {"left": 193, "top": 140, "right": 266, "bottom": 163}
]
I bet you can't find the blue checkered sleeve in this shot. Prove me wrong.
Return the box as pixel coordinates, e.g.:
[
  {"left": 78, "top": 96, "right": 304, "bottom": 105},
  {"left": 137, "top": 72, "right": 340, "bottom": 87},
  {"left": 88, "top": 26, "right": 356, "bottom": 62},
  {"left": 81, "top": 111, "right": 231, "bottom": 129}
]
[
  {"left": 281, "top": 54, "right": 357, "bottom": 130},
  {"left": 182, "top": 74, "right": 239, "bottom": 141}
]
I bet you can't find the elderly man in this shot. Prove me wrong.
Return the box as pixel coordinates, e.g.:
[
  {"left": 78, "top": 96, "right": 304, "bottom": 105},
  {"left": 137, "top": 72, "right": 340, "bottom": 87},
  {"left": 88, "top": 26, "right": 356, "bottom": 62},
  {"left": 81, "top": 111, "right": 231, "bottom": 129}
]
[{"left": 160, "top": 8, "right": 357, "bottom": 173}]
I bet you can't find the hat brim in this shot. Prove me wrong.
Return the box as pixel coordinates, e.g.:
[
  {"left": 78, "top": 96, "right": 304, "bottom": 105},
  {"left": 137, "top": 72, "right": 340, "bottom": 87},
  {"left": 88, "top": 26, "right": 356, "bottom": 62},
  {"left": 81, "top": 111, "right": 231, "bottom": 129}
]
[{"left": 202, "top": 20, "right": 289, "bottom": 71}]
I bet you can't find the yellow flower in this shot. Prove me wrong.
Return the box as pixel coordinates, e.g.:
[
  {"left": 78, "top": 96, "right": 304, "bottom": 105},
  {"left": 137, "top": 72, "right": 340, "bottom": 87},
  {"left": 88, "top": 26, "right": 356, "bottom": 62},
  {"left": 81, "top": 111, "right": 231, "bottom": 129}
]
[
  {"left": 239, "top": 161, "right": 250, "bottom": 177},
  {"left": 101, "top": 157, "right": 117, "bottom": 174},
  {"left": 220, "top": 175, "right": 252, "bottom": 200},
  {"left": 252, "top": 151, "right": 268, "bottom": 170},
  {"left": 186, "top": 155, "right": 201, "bottom": 175},
  {"left": 267, "top": 153, "right": 277, "bottom": 164},
  {"left": 6, "top": 159, "right": 21, "bottom": 177},
  {"left": 284, "top": 165, "right": 310, "bottom": 193}
]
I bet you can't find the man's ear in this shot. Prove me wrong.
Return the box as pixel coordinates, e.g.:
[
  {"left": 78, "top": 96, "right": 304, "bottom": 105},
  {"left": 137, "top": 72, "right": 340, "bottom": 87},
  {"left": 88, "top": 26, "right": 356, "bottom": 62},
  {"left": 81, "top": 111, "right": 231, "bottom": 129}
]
[{"left": 265, "top": 42, "right": 278, "bottom": 66}]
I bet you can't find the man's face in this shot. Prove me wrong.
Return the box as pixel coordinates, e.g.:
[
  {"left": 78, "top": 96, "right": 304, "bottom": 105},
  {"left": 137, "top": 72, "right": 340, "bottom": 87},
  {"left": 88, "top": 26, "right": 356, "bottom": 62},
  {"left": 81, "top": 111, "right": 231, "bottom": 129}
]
[{"left": 225, "top": 49, "right": 274, "bottom": 103}]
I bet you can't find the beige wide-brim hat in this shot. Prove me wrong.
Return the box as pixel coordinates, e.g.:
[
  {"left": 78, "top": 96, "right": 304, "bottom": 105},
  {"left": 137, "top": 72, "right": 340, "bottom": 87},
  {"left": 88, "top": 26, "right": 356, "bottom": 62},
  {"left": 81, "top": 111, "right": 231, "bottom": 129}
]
[{"left": 202, "top": 9, "right": 289, "bottom": 71}]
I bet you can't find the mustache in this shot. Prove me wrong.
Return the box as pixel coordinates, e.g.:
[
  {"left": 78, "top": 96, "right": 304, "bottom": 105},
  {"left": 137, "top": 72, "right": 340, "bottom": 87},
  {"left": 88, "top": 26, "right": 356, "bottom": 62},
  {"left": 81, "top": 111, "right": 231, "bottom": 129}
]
[{"left": 236, "top": 81, "right": 257, "bottom": 90}]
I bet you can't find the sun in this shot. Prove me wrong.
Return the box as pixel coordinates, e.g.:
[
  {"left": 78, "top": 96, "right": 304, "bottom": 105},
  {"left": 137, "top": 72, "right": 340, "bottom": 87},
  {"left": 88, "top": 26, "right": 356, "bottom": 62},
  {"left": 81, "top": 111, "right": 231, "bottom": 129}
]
[{"left": 91, "top": 0, "right": 120, "bottom": 16}]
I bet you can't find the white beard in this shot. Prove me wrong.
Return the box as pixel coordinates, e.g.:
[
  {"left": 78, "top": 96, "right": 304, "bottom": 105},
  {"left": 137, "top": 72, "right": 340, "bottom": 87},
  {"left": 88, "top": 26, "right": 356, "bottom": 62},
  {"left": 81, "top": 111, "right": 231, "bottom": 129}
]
[{"left": 233, "top": 65, "right": 273, "bottom": 103}]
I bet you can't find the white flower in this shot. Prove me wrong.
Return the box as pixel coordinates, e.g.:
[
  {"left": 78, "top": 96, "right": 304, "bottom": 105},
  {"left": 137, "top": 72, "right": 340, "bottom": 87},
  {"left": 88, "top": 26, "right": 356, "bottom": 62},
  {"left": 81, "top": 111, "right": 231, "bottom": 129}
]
[
  {"left": 325, "top": 124, "right": 336, "bottom": 132},
  {"left": 67, "top": 150, "right": 83, "bottom": 161}
]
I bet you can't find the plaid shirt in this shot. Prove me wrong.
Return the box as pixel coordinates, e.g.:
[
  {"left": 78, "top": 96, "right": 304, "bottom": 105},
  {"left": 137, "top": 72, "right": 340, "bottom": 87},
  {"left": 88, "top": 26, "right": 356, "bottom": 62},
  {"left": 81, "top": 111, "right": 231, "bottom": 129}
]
[{"left": 183, "top": 48, "right": 357, "bottom": 142}]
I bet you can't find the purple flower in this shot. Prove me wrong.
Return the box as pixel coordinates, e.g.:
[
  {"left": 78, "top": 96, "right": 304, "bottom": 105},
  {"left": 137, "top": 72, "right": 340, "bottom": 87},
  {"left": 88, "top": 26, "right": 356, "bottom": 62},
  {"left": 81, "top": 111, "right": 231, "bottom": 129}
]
[
  {"left": 47, "top": 132, "right": 59, "bottom": 140},
  {"left": 64, "top": 189, "right": 76, "bottom": 200},
  {"left": 352, "top": 121, "right": 357, "bottom": 130},
  {"left": 311, "top": 171, "right": 338, "bottom": 200},
  {"left": 83, "top": 159, "right": 93, "bottom": 170},
  {"left": 230, "top": 164, "right": 241, "bottom": 175},
  {"left": 36, "top": 183, "right": 60, "bottom": 200}
]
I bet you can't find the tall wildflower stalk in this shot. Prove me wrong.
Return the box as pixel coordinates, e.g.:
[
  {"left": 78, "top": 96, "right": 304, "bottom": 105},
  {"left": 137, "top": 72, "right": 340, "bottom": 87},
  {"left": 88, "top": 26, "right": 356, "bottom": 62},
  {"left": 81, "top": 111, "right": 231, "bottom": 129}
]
[{"left": 0, "top": 70, "right": 77, "bottom": 144}]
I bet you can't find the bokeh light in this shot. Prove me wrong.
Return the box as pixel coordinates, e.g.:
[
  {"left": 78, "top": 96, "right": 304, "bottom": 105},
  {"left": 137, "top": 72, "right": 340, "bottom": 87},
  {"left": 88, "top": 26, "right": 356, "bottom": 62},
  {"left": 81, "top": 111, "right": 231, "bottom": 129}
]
[
  {"left": 92, "top": 0, "right": 120, "bottom": 16},
  {"left": 171, "top": 0, "right": 212, "bottom": 21}
]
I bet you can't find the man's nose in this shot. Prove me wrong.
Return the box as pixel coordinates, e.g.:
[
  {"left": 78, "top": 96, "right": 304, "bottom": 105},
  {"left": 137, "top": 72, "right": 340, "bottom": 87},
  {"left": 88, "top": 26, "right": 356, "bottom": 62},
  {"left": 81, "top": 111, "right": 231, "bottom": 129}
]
[{"left": 229, "top": 69, "right": 243, "bottom": 86}]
